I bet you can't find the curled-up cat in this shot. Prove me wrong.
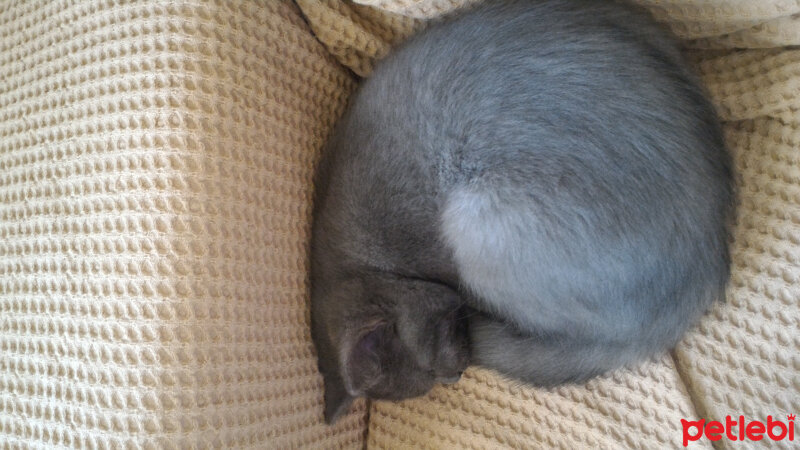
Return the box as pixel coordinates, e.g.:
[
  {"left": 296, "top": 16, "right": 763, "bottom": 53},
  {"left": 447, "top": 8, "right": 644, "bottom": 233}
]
[{"left": 310, "top": 0, "right": 733, "bottom": 423}]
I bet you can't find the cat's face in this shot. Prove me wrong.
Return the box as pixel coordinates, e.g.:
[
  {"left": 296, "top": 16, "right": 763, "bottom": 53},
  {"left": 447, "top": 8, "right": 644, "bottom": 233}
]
[{"left": 311, "top": 275, "right": 470, "bottom": 423}]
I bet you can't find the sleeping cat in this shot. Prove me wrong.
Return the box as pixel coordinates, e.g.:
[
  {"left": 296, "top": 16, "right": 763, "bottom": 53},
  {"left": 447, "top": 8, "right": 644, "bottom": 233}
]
[{"left": 310, "top": 0, "right": 733, "bottom": 423}]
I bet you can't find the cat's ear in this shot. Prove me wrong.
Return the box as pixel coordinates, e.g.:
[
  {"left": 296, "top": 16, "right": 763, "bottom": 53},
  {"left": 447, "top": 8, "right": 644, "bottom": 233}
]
[
  {"left": 344, "top": 323, "right": 386, "bottom": 392},
  {"left": 325, "top": 322, "right": 390, "bottom": 423},
  {"left": 323, "top": 372, "right": 355, "bottom": 424}
]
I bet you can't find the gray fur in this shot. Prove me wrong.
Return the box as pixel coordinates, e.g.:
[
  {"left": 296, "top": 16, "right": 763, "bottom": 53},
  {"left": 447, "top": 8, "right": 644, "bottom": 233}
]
[{"left": 310, "top": 0, "right": 733, "bottom": 423}]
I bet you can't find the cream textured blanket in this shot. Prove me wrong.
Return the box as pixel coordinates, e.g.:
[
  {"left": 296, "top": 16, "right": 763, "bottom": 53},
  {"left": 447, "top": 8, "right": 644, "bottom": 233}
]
[
  {"left": 1, "top": 0, "right": 798, "bottom": 448},
  {"left": 295, "top": 1, "right": 800, "bottom": 448},
  {"left": 0, "top": 2, "right": 365, "bottom": 448}
]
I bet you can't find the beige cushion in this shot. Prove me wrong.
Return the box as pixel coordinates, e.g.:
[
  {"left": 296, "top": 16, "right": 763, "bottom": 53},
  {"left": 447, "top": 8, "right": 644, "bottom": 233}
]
[
  {"left": 0, "top": 1, "right": 365, "bottom": 447},
  {"left": 3, "top": 0, "right": 799, "bottom": 447},
  {"left": 294, "top": 1, "right": 800, "bottom": 448}
]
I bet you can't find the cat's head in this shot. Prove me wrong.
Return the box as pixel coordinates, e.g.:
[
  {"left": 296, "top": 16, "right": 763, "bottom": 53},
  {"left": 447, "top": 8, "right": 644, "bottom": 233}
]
[{"left": 310, "top": 274, "right": 470, "bottom": 423}]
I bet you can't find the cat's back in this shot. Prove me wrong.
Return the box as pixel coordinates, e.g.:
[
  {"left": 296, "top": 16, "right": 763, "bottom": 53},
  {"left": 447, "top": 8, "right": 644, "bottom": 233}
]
[
  {"left": 356, "top": 0, "right": 697, "bottom": 176},
  {"left": 356, "top": 0, "right": 732, "bottom": 339},
  {"left": 328, "top": 0, "right": 731, "bottom": 340}
]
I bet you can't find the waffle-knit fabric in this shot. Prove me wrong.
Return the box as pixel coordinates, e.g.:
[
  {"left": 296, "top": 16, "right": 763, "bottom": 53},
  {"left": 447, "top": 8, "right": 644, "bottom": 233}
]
[
  {"left": 369, "top": 359, "right": 712, "bottom": 449},
  {"left": 300, "top": 0, "right": 800, "bottom": 77},
  {"left": 354, "top": 0, "right": 800, "bottom": 46},
  {"left": 294, "top": 0, "right": 423, "bottom": 77},
  {"left": 675, "top": 48, "right": 800, "bottom": 449},
  {"left": 0, "top": 1, "right": 365, "bottom": 448},
  {"left": 294, "top": 1, "right": 800, "bottom": 449}
]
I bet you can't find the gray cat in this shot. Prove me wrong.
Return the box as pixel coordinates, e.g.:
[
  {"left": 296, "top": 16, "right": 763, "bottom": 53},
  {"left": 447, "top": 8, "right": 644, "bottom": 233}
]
[{"left": 310, "top": 0, "right": 733, "bottom": 423}]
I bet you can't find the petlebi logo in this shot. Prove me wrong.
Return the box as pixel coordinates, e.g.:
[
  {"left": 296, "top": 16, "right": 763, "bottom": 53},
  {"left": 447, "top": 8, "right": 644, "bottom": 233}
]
[{"left": 682, "top": 414, "right": 796, "bottom": 447}]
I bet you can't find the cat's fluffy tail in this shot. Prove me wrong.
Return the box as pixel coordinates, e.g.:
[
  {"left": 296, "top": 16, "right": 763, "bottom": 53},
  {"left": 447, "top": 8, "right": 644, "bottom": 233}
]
[{"left": 468, "top": 313, "right": 653, "bottom": 386}]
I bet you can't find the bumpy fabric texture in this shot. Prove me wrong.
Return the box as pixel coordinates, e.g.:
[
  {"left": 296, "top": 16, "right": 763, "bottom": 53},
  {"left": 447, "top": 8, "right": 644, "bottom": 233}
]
[
  {"left": 293, "top": 1, "right": 800, "bottom": 449},
  {"left": 301, "top": 0, "right": 800, "bottom": 76},
  {"left": 675, "top": 50, "right": 800, "bottom": 442},
  {"left": 369, "top": 360, "right": 713, "bottom": 449},
  {"left": 3, "top": 0, "right": 800, "bottom": 448},
  {"left": 0, "top": 1, "right": 366, "bottom": 448},
  {"left": 294, "top": 0, "right": 423, "bottom": 77}
]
